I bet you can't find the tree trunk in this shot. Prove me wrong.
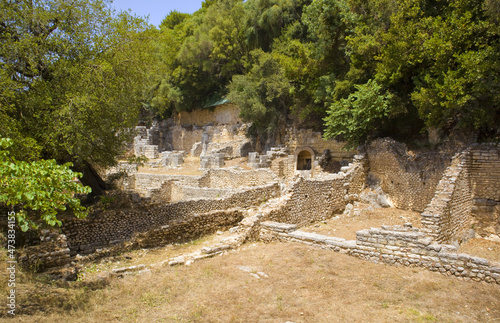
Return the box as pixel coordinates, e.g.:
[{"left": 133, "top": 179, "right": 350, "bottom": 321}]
[{"left": 73, "top": 160, "right": 107, "bottom": 199}]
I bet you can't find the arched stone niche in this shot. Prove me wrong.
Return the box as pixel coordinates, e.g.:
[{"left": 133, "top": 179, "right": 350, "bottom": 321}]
[{"left": 295, "top": 147, "right": 315, "bottom": 171}]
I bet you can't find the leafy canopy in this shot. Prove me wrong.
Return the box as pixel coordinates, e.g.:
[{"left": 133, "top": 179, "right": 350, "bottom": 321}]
[{"left": 0, "top": 138, "right": 91, "bottom": 231}]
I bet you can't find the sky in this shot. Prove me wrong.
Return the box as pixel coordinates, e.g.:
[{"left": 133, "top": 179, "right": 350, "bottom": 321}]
[{"left": 111, "top": 0, "right": 204, "bottom": 27}]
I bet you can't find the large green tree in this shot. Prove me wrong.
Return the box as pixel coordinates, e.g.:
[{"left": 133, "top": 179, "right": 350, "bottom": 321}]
[
  {"left": 0, "top": 0, "right": 156, "bottom": 195},
  {"left": 324, "top": 0, "right": 500, "bottom": 146}
]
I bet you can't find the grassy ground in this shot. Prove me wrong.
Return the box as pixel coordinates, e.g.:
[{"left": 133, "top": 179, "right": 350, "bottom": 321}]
[
  {"left": 300, "top": 205, "right": 422, "bottom": 240},
  {"left": 2, "top": 239, "right": 499, "bottom": 322}
]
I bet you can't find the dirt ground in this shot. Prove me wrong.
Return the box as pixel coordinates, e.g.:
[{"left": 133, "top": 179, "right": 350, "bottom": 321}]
[
  {"left": 136, "top": 157, "right": 251, "bottom": 176},
  {"left": 301, "top": 204, "right": 422, "bottom": 240},
  {"left": 3, "top": 239, "right": 499, "bottom": 323}
]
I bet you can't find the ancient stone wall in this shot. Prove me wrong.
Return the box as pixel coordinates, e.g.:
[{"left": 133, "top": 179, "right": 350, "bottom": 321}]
[
  {"left": 132, "top": 209, "right": 244, "bottom": 248},
  {"left": 62, "top": 183, "right": 279, "bottom": 255},
  {"left": 366, "top": 138, "right": 452, "bottom": 212},
  {"left": 264, "top": 157, "right": 366, "bottom": 226},
  {"left": 420, "top": 152, "right": 473, "bottom": 244},
  {"left": 352, "top": 225, "right": 500, "bottom": 284},
  {"left": 18, "top": 233, "right": 71, "bottom": 273},
  {"left": 198, "top": 168, "right": 278, "bottom": 188},
  {"left": 134, "top": 173, "right": 200, "bottom": 196},
  {"left": 174, "top": 103, "right": 241, "bottom": 126},
  {"left": 259, "top": 223, "right": 500, "bottom": 284},
  {"left": 469, "top": 144, "right": 500, "bottom": 237},
  {"left": 282, "top": 128, "right": 356, "bottom": 160}
]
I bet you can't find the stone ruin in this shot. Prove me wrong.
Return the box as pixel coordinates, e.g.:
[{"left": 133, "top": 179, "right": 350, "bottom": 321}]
[{"left": 16, "top": 105, "right": 500, "bottom": 284}]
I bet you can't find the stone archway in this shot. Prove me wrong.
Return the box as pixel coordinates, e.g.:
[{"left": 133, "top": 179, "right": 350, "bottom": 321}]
[{"left": 295, "top": 147, "right": 315, "bottom": 171}]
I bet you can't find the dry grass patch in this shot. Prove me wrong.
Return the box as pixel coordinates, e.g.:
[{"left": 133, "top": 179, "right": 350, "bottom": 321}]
[
  {"left": 459, "top": 238, "right": 500, "bottom": 263},
  {"left": 302, "top": 205, "right": 422, "bottom": 239},
  {"left": 7, "top": 241, "right": 500, "bottom": 322}
]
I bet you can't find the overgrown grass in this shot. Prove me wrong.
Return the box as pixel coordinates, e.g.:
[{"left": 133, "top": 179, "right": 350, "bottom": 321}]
[{"left": 3, "top": 241, "right": 499, "bottom": 322}]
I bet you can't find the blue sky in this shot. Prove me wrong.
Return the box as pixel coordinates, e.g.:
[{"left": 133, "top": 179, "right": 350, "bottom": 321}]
[{"left": 111, "top": 0, "right": 204, "bottom": 26}]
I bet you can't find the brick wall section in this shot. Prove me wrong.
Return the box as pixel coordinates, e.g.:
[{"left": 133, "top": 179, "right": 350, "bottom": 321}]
[
  {"left": 469, "top": 144, "right": 500, "bottom": 236},
  {"left": 132, "top": 209, "right": 244, "bottom": 248},
  {"left": 62, "top": 183, "right": 279, "bottom": 255},
  {"left": 264, "top": 156, "right": 366, "bottom": 226},
  {"left": 259, "top": 224, "right": 500, "bottom": 284},
  {"left": 198, "top": 168, "right": 278, "bottom": 188},
  {"left": 352, "top": 225, "right": 500, "bottom": 284},
  {"left": 18, "top": 233, "right": 71, "bottom": 272},
  {"left": 421, "top": 152, "right": 473, "bottom": 244},
  {"left": 367, "top": 138, "right": 451, "bottom": 212}
]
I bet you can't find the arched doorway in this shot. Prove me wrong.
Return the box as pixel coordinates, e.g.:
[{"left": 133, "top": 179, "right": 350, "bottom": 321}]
[{"left": 297, "top": 150, "right": 312, "bottom": 170}]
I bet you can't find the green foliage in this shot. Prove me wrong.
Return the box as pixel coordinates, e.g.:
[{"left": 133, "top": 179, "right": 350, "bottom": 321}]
[
  {"left": 0, "top": 0, "right": 156, "bottom": 167},
  {"left": 323, "top": 80, "right": 395, "bottom": 148},
  {"left": 160, "top": 10, "right": 191, "bottom": 29},
  {"left": 0, "top": 138, "right": 91, "bottom": 231},
  {"left": 227, "top": 50, "right": 292, "bottom": 139}
]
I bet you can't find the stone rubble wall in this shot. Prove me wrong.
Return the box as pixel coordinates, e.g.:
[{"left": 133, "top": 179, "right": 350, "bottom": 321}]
[
  {"left": 174, "top": 103, "right": 241, "bottom": 126},
  {"left": 197, "top": 168, "right": 278, "bottom": 188},
  {"left": 352, "top": 225, "right": 500, "bottom": 284},
  {"left": 469, "top": 144, "right": 500, "bottom": 237},
  {"left": 134, "top": 173, "right": 201, "bottom": 196},
  {"left": 259, "top": 222, "right": 500, "bottom": 284},
  {"left": 264, "top": 156, "right": 366, "bottom": 226},
  {"left": 62, "top": 183, "right": 280, "bottom": 255},
  {"left": 282, "top": 128, "right": 356, "bottom": 161},
  {"left": 366, "top": 138, "right": 453, "bottom": 212},
  {"left": 132, "top": 209, "right": 244, "bottom": 248},
  {"left": 151, "top": 180, "right": 236, "bottom": 203},
  {"left": 18, "top": 233, "right": 72, "bottom": 272},
  {"left": 421, "top": 152, "right": 473, "bottom": 244}
]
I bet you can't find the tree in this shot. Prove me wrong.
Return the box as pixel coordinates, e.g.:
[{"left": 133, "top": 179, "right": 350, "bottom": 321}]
[
  {"left": 0, "top": 138, "right": 91, "bottom": 231},
  {"left": 0, "top": 0, "right": 157, "bottom": 195},
  {"left": 227, "top": 50, "right": 292, "bottom": 143},
  {"left": 323, "top": 79, "right": 395, "bottom": 147}
]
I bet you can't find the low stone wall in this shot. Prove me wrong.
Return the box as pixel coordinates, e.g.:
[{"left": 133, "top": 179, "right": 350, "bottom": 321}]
[
  {"left": 259, "top": 223, "right": 500, "bottom": 284},
  {"left": 134, "top": 173, "right": 200, "bottom": 196},
  {"left": 18, "top": 233, "right": 71, "bottom": 272},
  {"left": 62, "top": 183, "right": 280, "bottom": 255},
  {"left": 133, "top": 209, "right": 244, "bottom": 248},
  {"left": 198, "top": 168, "right": 278, "bottom": 188},
  {"left": 352, "top": 225, "right": 500, "bottom": 284},
  {"left": 421, "top": 151, "right": 473, "bottom": 244}
]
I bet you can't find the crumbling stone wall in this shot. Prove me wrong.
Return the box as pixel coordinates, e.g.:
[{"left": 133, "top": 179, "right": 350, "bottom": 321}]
[
  {"left": 62, "top": 183, "right": 279, "bottom": 255},
  {"left": 281, "top": 128, "right": 356, "bottom": 161},
  {"left": 469, "top": 144, "right": 500, "bottom": 237},
  {"left": 134, "top": 173, "right": 200, "bottom": 196},
  {"left": 18, "top": 233, "right": 71, "bottom": 272},
  {"left": 132, "top": 209, "right": 244, "bottom": 248},
  {"left": 198, "top": 168, "right": 278, "bottom": 188},
  {"left": 174, "top": 103, "right": 241, "bottom": 126},
  {"left": 367, "top": 138, "right": 452, "bottom": 212},
  {"left": 151, "top": 180, "right": 236, "bottom": 203},
  {"left": 264, "top": 156, "right": 366, "bottom": 226},
  {"left": 421, "top": 152, "right": 473, "bottom": 244},
  {"left": 352, "top": 225, "right": 500, "bottom": 284}
]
